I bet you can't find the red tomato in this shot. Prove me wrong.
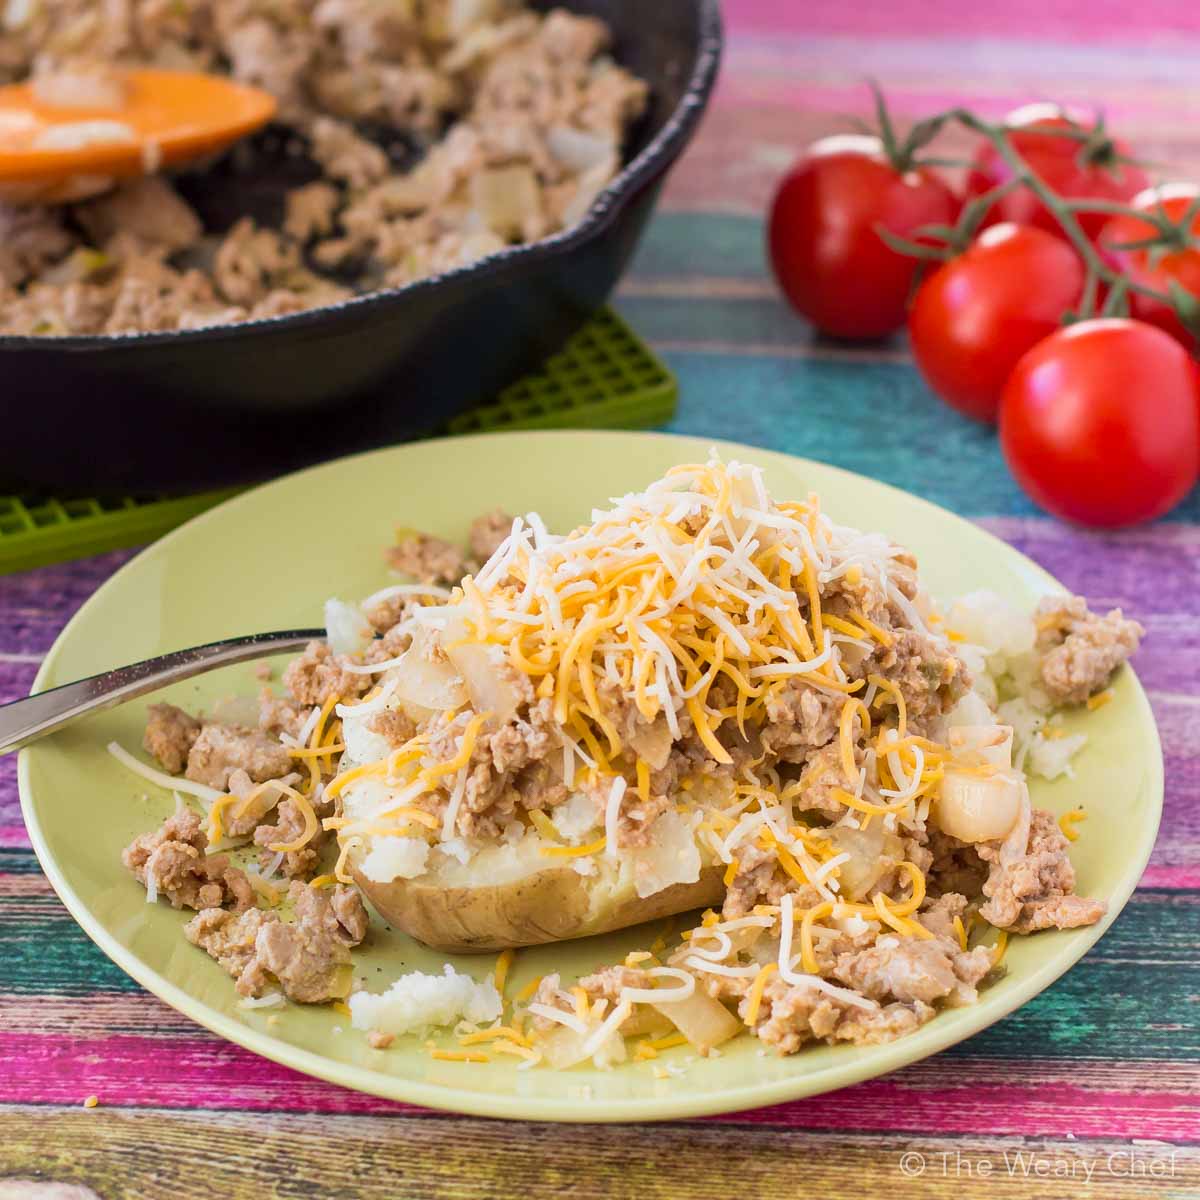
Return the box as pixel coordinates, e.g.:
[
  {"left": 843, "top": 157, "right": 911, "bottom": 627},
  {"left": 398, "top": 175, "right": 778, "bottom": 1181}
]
[
  {"left": 1098, "top": 183, "right": 1200, "bottom": 352},
  {"left": 966, "top": 103, "right": 1147, "bottom": 242},
  {"left": 1000, "top": 319, "right": 1200, "bottom": 527},
  {"left": 768, "top": 134, "right": 959, "bottom": 340},
  {"left": 908, "top": 224, "right": 1085, "bottom": 423}
]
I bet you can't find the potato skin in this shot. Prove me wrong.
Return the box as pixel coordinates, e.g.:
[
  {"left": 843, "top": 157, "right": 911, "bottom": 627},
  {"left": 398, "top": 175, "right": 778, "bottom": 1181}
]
[{"left": 354, "top": 861, "right": 726, "bottom": 953}]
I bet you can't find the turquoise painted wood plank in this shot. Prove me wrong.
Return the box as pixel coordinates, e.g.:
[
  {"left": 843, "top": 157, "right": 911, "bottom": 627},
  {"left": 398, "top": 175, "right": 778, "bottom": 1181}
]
[
  {"left": 604, "top": 348, "right": 1200, "bottom": 524},
  {"left": 3, "top": 851, "right": 1197, "bottom": 1062}
]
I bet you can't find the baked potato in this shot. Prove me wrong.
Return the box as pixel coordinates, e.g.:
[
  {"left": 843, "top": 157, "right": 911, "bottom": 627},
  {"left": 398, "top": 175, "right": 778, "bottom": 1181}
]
[
  {"left": 345, "top": 808, "right": 726, "bottom": 953},
  {"left": 352, "top": 854, "right": 726, "bottom": 954}
]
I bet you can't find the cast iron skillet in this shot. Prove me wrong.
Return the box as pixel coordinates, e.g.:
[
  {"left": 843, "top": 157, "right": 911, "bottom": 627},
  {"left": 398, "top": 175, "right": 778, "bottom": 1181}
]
[{"left": 0, "top": 0, "right": 722, "bottom": 493}]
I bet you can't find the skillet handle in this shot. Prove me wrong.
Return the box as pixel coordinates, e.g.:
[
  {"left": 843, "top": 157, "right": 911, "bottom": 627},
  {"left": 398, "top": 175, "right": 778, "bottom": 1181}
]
[{"left": 0, "top": 629, "right": 324, "bottom": 755}]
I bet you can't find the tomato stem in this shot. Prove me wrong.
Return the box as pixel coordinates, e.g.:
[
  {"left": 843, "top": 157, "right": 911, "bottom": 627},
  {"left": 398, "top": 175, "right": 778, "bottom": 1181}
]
[
  {"left": 863, "top": 87, "right": 1199, "bottom": 337},
  {"left": 945, "top": 108, "right": 1187, "bottom": 320}
]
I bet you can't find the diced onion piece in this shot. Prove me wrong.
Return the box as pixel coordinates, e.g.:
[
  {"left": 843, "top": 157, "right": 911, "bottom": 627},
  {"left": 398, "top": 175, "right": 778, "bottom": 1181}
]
[
  {"left": 998, "top": 779, "right": 1033, "bottom": 864},
  {"left": 391, "top": 629, "right": 467, "bottom": 719},
  {"left": 934, "top": 769, "right": 1025, "bottom": 843},
  {"left": 629, "top": 809, "right": 701, "bottom": 899},
  {"left": 618, "top": 1007, "right": 674, "bottom": 1038},
  {"left": 826, "top": 825, "right": 904, "bottom": 901},
  {"left": 546, "top": 125, "right": 615, "bottom": 173},
  {"left": 561, "top": 155, "right": 619, "bottom": 227},
  {"left": 4, "top": 0, "right": 36, "bottom": 31},
  {"left": 649, "top": 989, "right": 741, "bottom": 1053},
  {"left": 440, "top": 616, "right": 523, "bottom": 725},
  {"left": 948, "top": 724, "right": 1013, "bottom": 769},
  {"left": 627, "top": 718, "right": 671, "bottom": 770},
  {"left": 470, "top": 164, "right": 541, "bottom": 239},
  {"left": 539, "top": 1019, "right": 626, "bottom": 1070}
]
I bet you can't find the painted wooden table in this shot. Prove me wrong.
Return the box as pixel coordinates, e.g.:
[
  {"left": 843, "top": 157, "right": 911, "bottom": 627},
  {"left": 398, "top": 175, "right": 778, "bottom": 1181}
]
[{"left": 3, "top": 3, "right": 1200, "bottom": 1197}]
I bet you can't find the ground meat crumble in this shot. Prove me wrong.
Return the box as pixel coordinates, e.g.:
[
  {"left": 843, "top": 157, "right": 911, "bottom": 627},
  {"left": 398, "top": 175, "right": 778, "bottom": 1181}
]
[
  {"left": 1034, "top": 596, "right": 1143, "bottom": 705},
  {"left": 184, "top": 881, "right": 368, "bottom": 1003},
  {"left": 121, "top": 806, "right": 253, "bottom": 913},
  {"left": 0, "top": 5, "right": 647, "bottom": 335},
  {"left": 978, "top": 809, "right": 1108, "bottom": 933},
  {"left": 116, "top": 490, "right": 1131, "bottom": 1057}
]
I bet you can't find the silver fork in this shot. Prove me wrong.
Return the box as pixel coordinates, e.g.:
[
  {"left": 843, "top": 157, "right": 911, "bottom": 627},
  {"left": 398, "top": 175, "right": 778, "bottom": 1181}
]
[{"left": 0, "top": 629, "right": 323, "bottom": 755}]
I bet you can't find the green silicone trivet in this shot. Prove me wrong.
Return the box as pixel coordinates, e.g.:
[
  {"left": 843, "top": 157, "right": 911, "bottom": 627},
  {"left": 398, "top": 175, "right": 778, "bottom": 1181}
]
[{"left": 0, "top": 308, "right": 674, "bottom": 574}]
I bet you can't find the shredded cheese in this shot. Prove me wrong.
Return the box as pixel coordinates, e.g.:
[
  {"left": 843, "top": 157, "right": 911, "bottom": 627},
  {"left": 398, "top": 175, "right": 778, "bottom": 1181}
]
[
  {"left": 266, "top": 786, "right": 319, "bottom": 853},
  {"left": 1058, "top": 808, "right": 1087, "bottom": 841},
  {"left": 604, "top": 775, "right": 627, "bottom": 857},
  {"left": 514, "top": 975, "right": 543, "bottom": 1004},
  {"left": 430, "top": 1049, "right": 490, "bottom": 1063},
  {"left": 539, "top": 835, "right": 606, "bottom": 858},
  {"left": 991, "top": 930, "right": 1009, "bottom": 965},
  {"left": 458, "top": 1024, "right": 530, "bottom": 1048},
  {"left": 744, "top": 962, "right": 777, "bottom": 1026},
  {"left": 953, "top": 915, "right": 968, "bottom": 952}
]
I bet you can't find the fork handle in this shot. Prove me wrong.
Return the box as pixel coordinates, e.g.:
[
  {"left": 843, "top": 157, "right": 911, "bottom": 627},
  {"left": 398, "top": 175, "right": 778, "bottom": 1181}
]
[{"left": 0, "top": 629, "right": 324, "bottom": 755}]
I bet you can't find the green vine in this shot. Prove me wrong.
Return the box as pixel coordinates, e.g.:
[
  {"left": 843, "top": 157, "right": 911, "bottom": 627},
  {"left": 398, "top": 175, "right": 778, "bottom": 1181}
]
[{"left": 865, "top": 89, "right": 1200, "bottom": 339}]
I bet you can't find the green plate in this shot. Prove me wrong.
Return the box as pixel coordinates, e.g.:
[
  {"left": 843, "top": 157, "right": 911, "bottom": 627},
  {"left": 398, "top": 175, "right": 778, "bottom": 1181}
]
[{"left": 18, "top": 431, "right": 1163, "bottom": 1122}]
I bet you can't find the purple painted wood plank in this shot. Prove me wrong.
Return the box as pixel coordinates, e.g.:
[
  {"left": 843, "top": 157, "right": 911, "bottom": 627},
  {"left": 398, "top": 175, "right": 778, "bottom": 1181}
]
[{"left": 0, "top": 550, "right": 133, "bottom": 657}]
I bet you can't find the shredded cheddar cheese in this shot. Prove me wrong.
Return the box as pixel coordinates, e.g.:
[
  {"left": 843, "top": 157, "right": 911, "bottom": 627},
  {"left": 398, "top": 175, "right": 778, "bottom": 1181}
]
[
  {"left": 303, "top": 456, "right": 1032, "bottom": 1047},
  {"left": 647, "top": 1032, "right": 688, "bottom": 1050},
  {"left": 494, "top": 949, "right": 515, "bottom": 996},
  {"left": 539, "top": 835, "right": 606, "bottom": 858},
  {"left": 267, "top": 786, "right": 318, "bottom": 854},
  {"left": 744, "top": 962, "right": 777, "bottom": 1026},
  {"left": 430, "top": 1049, "right": 490, "bottom": 1063},
  {"left": 458, "top": 1025, "right": 530, "bottom": 1048},
  {"left": 953, "top": 915, "right": 968, "bottom": 951},
  {"left": 514, "top": 975, "right": 543, "bottom": 1004},
  {"left": 991, "top": 930, "right": 1009, "bottom": 965},
  {"left": 528, "top": 809, "right": 559, "bottom": 842},
  {"left": 287, "top": 743, "right": 347, "bottom": 759},
  {"left": 1059, "top": 808, "right": 1087, "bottom": 841}
]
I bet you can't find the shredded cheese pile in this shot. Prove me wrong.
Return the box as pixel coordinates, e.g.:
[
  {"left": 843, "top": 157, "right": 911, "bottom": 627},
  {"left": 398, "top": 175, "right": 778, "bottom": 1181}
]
[
  {"left": 328, "top": 460, "right": 989, "bottom": 974},
  {"left": 340, "top": 457, "right": 952, "bottom": 838},
  {"left": 426, "top": 458, "right": 934, "bottom": 769},
  {"left": 327, "top": 458, "right": 1000, "bottom": 1027}
]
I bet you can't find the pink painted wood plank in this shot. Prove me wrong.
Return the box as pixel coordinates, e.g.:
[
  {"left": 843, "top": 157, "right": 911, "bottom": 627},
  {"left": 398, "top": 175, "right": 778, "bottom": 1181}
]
[
  {"left": 730, "top": 0, "right": 1200, "bottom": 41},
  {"left": 4, "top": 1031, "right": 1198, "bottom": 1138}
]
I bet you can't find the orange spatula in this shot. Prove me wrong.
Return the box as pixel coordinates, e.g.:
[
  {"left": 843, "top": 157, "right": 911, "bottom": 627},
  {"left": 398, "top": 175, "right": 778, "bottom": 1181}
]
[{"left": 0, "top": 67, "right": 277, "bottom": 203}]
